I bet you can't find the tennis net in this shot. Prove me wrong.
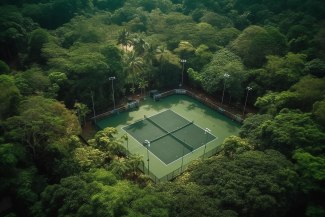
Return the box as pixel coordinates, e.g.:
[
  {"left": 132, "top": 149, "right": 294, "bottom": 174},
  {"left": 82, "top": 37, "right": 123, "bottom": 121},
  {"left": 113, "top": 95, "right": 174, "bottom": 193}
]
[{"left": 145, "top": 115, "right": 195, "bottom": 151}]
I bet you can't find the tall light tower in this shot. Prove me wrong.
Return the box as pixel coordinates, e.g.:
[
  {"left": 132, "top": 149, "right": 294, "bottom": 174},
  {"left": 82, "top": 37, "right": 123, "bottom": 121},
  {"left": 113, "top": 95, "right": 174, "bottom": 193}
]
[
  {"left": 180, "top": 59, "right": 187, "bottom": 87},
  {"left": 203, "top": 128, "right": 211, "bottom": 159},
  {"left": 221, "top": 73, "right": 230, "bottom": 105},
  {"left": 243, "top": 86, "right": 253, "bottom": 116},
  {"left": 109, "top": 76, "right": 116, "bottom": 110},
  {"left": 144, "top": 140, "right": 150, "bottom": 175}
]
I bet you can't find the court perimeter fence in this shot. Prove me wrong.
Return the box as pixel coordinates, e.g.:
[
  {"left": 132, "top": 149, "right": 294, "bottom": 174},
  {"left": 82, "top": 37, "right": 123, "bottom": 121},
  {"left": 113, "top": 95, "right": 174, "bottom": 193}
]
[
  {"left": 92, "top": 89, "right": 242, "bottom": 182},
  {"left": 153, "top": 89, "right": 243, "bottom": 123},
  {"left": 142, "top": 144, "right": 224, "bottom": 183},
  {"left": 92, "top": 89, "right": 243, "bottom": 123}
]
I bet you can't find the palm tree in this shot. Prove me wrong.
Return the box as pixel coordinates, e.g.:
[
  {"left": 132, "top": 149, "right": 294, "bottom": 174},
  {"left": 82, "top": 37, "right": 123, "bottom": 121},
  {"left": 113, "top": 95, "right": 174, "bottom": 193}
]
[
  {"left": 124, "top": 50, "right": 143, "bottom": 93},
  {"left": 132, "top": 33, "right": 149, "bottom": 56},
  {"left": 138, "top": 79, "right": 148, "bottom": 97},
  {"left": 74, "top": 102, "right": 90, "bottom": 127},
  {"left": 117, "top": 29, "right": 131, "bottom": 52},
  {"left": 155, "top": 45, "right": 169, "bottom": 74}
]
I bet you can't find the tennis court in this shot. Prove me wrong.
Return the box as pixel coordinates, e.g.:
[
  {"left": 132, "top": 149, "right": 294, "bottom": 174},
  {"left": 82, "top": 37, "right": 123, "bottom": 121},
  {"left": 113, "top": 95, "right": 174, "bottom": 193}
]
[
  {"left": 96, "top": 94, "right": 241, "bottom": 182},
  {"left": 123, "top": 110, "right": 216, "bottom": 164}
]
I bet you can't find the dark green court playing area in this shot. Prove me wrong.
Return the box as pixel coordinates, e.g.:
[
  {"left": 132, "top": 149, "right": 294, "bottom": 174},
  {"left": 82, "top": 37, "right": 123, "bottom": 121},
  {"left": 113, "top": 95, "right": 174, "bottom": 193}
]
[{"left": 123, "top": 110, "right": 216, "bottom": 164}]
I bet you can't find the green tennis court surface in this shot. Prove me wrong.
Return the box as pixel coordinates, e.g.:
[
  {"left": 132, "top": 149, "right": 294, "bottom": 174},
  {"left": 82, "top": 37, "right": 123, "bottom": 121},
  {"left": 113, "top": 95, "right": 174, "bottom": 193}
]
[
  {"left": 123, "top": 110, "right": 216, "bottom": 164},
  {"left": 96, "top": 94, "right": 241, "bottom": 182}
]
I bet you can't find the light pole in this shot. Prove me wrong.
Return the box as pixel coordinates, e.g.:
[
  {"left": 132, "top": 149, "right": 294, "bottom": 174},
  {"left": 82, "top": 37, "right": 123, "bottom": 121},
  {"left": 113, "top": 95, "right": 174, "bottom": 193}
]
[
  {"left": 90, "top": 90, "right": 96, "bottom": 123},
  {"left": 221, "top": 73, "right": 230, "bottom": 105},
  {"left": 180, "top": 59, "right": 186, "bottom": 87},
  {"left": 203, "top": 128, "right": 211, "bottom": 159},
  {"left": 144, "top": 140, "right": 150, "bottom": 175},
  {"left": 109, "top": 76, "right": 116, "bottom": 110},
  {"left": 243, "top": 86, "right": 252, "bottom": 116}
]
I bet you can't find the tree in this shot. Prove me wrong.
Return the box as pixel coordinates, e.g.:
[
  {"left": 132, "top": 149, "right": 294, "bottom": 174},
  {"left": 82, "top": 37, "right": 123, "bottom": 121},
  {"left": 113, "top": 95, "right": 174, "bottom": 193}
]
[
  {"left": 88, "top": 128, "right": 127, "bottom": 159},
  {"left": 304, "top": 59, "right": 325, "bottom": 78},
  {"left": 131, "top": 33, "right": 149, "bottom": 56},
  {"left": 28, "top": 28, "right": 49, "bottom": 63},
  {"left": 117, "top": 29, "right": 131, "bottom": 52},
  {"left": 222, "top": 136, "right": 253, "bottom": 158},
  {"left": 4, "top": 96, "right": 80, "bottom": 166},
  {"left": 260, "top": 109, "right": 325, "bottom": 155},
  {"left": 188, "top": 150, "right": 298, "bottom": 217},
  {"left": 14, "top": 67, "right": 50, "bottom": 96},
  {"left": 74, "top": 102, "right": 90, "bottom": 127},
  {"left": 155, "top": 45, "right": 169, "bottom": 75},
  {"left": 239, "top": 114, "right": 273, "bottom": 144},
  {"left": 0, "top": 142, "right": 45, "bottom": 217},
  {"left": 157, "top": 182, "right": 223, "bottom": 217},
  {"left": 33, "top": 169, "right": 170, "bottom": 217},
  {"left": 254, "top": 91, "right": 300, "bottom": 115},
  {"left": 200, "top": 49, "right": 246, "bottom": 102},
  {"left": 293, "top": 150, "right": 325, "bottom": 217},
  {"left": 73, "top": 146, "right": 106, "bottom": 171},
  {"left": 124, "top": 50, "right": 144, "bottom": 93},
  {"left": 0, "top": 75, "right": 21, "bottom": 120},
  {"left": 293, "top": 150, "right": 325, "bottom": 192},
  {"left": 312, "top": 100, "right": 325, "bottom": 126},
  {"left": 200, "top": 12, "right": 233, "bottom": 29},
  {"left": 230, "top": 25, "right": 287, "bottom": 68},
  {"left": 261, "top": 52, "right": 307, "bottom": 91},
  {"left": 290, "top": 76, "right": 325, "bottom": 111},
  {"left": 0, "top": 59, "right": 10, "bottom": 74},
  {"left": 0, "top": 7, "right": 36, "bottom": 64},
  {"left": 138, "top": 78, "right": 148, "bottom": 97},
  {"left": 174, "top": 41, "right": 195, "bottom": 59}
]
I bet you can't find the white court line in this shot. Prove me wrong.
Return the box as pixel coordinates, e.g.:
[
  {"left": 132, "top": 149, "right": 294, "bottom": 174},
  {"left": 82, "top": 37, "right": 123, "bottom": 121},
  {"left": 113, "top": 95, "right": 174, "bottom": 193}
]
[
  {"left": 121, "top": 121, "right": 170, "bottom": 166},
  {"left": 121, "top": 109, "right": 219, "bottom": 166}
]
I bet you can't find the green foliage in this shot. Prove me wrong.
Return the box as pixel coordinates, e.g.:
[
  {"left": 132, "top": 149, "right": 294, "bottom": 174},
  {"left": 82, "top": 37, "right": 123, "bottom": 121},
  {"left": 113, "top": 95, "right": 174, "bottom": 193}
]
[
  {"left": 215, "top": 27, "right": 241, "bottom": 46},
  {"left": 0, "top": 75, "right": 21, "bottom": 120},
  {"left": 260, "top": 109, "right": 325, "bottom": 155},
  {"left": 239, "top": 113, "right": 276, "bottom": 144},
  {"left": 306, "top": 205, "right": 325, "bottom": 217},
  {"left": 188, "top": 150, "right": 298, "bottom": 217},
  {"left": 312, "top": 100, "right": 325, "bottom": 126},
  {"left": 158, "top": 182, "right": 223, "bottom": 217},
  {"left": 230, "top": 25, "right": 288, "bottom": 68},
  {"left": 222, "top": 136, "right": 253, "bottom": 158},
  {"left": 34, "top": 169, "right": 170, "bottom": 217},
  {"left": 93, "top": 0, "right": 125, "bottom": 11},
  {"left": 43, "top": 41, "right": 124, "bottom": 108},
  {"left": 200, "top": 48, "right": 246, "bottom": 101},
  {"left": 4, "top": 96, "right": 80, "bottom": 168},
  {"left": 290, "top": 76, "right": 325, "bottom": 111},
  {"left": 255, "top": 91, "right": 300, "bottom": 114},
  {"left": 293, "top": 150, "right": 325, "bottom": 192},
  {"left": 14, "top": 67, "right": 50, "bottom": 96},
  {"left": 0, "top": 1, "right": 325, "bottom": 216},
  {"left": 304, "top": 59, "right": 325, "bottom": 78},
  {"left": 0, "top": 59, "right": 10, "bottom": 74},
  {"left": 0, "top": 6, "right": 37, "bottom": 63},
  {"left": 0, "top": 143, "right": 25, "bottom": 169},
  {"left": 200, "top": 12, "right": 233, "bottom": 29},
  {"left": 262, "top": 52, "right": 307, "bottom": 91},
  {"left": 22, "top": 0, "right": 94, "bottom": 29},
  {"left": 28, "top": 28, "right": 49, "bottom": 63}
]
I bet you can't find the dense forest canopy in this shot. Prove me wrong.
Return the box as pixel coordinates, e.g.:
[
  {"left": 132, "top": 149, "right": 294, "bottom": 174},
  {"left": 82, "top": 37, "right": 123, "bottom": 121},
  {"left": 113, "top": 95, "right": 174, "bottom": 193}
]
[{"left": 0, "top": 0, "right": 324, "bottom": 217}]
